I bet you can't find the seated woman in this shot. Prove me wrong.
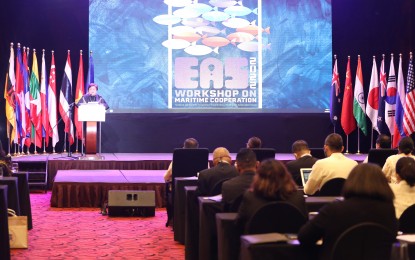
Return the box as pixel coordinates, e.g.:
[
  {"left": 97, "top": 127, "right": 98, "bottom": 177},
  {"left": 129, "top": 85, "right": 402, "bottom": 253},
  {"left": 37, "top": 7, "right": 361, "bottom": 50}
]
[
  {"left": 235, "top": 159, "right": 306, "bottom": 234},
  {"left": 390, "top": 157, "right": 415, "bottom": 218},
  {"left": 298, "top": 163, "right": 398, "bottom": 259}
]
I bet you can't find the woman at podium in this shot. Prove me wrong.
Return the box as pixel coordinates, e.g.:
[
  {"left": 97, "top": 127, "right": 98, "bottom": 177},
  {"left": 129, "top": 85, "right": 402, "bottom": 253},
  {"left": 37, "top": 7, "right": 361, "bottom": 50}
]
[{"left": 77, "top": 83, "right": 109, "bottom": 110}]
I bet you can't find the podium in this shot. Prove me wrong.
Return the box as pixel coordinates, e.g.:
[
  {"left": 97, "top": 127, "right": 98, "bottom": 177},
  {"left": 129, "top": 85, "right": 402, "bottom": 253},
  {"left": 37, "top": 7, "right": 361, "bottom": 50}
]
[{"left": 78, "top": 103, "right": 106, "bottom": 158}]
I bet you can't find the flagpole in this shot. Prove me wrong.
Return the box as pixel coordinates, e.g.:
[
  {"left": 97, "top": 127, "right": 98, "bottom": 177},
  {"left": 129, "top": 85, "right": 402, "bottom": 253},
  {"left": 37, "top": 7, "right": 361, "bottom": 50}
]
[
  {"left": 357, "top": 128, "right": 361, "bottom": 154},
  {"left": 370, "top": 128, "right": 374, "bottom": 149},
  {"left": 345, "top": 135, "right": 349, "bottom": 154},
  {"left": 43, "top": 138, "right": 46, "bottom": 154},
  {"left": 7, "top": 138, "right": 11, "bottom": 156},
  {"left": 63, "top": 134, "right": 67, "bottom": 152},
  {"left": 75, "top": 137, "right": 79, "bottom": 153}
]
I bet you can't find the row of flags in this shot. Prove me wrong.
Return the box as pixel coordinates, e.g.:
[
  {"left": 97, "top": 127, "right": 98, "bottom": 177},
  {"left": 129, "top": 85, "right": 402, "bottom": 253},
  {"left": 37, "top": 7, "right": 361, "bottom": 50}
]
[
  {"left": 330, "top": 52, "right": 415, "bottom": 148},
  {"left": 3, "top": 42, "right": 95, "bottom": 153}
]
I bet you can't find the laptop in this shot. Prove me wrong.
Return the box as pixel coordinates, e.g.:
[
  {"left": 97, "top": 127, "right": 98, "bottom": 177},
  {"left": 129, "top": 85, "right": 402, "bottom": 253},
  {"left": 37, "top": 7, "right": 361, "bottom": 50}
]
[{"left": 300, "top": 168, "right": 313, "bottom": 187}]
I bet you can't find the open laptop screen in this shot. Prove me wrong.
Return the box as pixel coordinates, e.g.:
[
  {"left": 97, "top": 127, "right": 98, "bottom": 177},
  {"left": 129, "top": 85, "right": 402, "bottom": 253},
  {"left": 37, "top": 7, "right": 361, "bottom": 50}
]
[{"left": 300, "top": 168, "right": 313, "bottom": 187}]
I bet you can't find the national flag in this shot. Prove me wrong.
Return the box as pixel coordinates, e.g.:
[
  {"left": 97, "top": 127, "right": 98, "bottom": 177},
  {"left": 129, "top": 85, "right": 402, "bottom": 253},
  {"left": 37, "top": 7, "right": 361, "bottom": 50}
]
[
  {"left": 353, "top": 55, "right": 367, "bottom": 135},
  {"left": 85, "top": 51, "right": 94, "bottom": 88},
  {"left": 385, "top": 54, "right": 397, "bottom": 135},
  {"left": 330, "top": 55, "right": 342, "bottom": 128},
  {"left": 74, "top": 51, "right": 85, "bottom": 140},
  {"left": 15, "top": 44, "right": 26, "bottom": 143},
  {"left": 40, "top": 50, "right": 50, "bottom": 147},
  {"left": 22, "top": 47, "right": 31, "bottom": 147},
  {"left": 366, "top": 56, "right": 379, "bottom": 133},
  {"left": 377, "top": 55, "right": 389, "bottom": 134},
  {"left": 341, "top": 57, "right": 357, "bottom": 135},
  {"left": 4, "top": 43, "right": 17, "bottom": 144},
  {"left": 48, "top": 51, "right": 59, "bottom": 147},
  {"left": 59, "top": 51, "right": 74, "bottom": 145},
  {"left": 29, "top": 50, "right": 42, "bottom": 148},
  {"left": 403, "top": 54, "right": 415, "bottom": 136},
  {"left": 393, "top": 54, "right": 406, "bottom": 148}
]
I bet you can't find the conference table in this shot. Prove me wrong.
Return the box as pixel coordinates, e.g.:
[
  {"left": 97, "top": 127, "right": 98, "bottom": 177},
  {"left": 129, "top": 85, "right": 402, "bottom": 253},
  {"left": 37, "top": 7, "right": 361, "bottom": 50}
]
[
  {"left": 197, "top": 196, "right": 342, "bottom": 260},
  {"left": 173, "top": 177, "right": 198, "bottom": 244},
  {"left": 0, "top": 185, "right": 10, "bottom": 260},
  {"left": 0, "top": 176, "right": 20, "bottom": 215},
  {"left": 11, "top": 172, "right": 33, "bottom": 230}
]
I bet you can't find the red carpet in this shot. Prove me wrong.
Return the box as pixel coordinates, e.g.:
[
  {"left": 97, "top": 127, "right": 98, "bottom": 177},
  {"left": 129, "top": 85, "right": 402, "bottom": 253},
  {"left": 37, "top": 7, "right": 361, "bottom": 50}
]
[{"left": 11, "top": 192, "right": 184, "bottom": 259}]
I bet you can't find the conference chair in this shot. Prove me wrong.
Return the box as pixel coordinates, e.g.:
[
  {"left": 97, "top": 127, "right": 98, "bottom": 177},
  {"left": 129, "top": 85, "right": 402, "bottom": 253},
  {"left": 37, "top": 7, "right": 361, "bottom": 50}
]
[
  {"left": 217, "top": 202, "right": 307, "bottom": 260},
  {"left": 246, "top": 201, "right": 308, "bottom": 234},
  {"left": 166, "top": 148, "right": 209, "bottom": 226},
  {"left": 251, "top": 148, "right": 276, "bottom": 162},
  {"left": 367, "top": 149, "right": 398, "bottom": 168},
  {"left": 399, "top": 204, "right": 415, "bottom": 233},
  {"left": 317, "top": 178, "right": 346, "bottom": 196},
  {"left": 309, "top": 148, "right": 326, "bottom": 159},
  {"left": 330, "top": 222, "right": 396, "bottom": 260}
]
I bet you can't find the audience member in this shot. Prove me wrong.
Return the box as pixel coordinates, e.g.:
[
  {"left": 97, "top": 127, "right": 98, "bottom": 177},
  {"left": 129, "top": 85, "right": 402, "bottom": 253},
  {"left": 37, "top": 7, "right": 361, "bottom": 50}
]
[
  {"left": 163, "top": 137, "right": 199, "bottom": 182},
  {"left": 390, "top": 157, "right": 415, "bottom": 218},
  {"left": 235, "top": 159, "right": 306, "bottom": 234},
  {"left": 196, "top": 147, "right": 238, "bottom": 196},
  {"left": 0, "top": 140, "right": 11, "bottom": 177},
  {"left": 286, "top": 140, "right": 318, "bottom": 186},
  {"left": 304, "top": 133, "right": 357, "bottom": 195},
  {"left": 222, "top": 148, "right": 258, "bottom": 211},
  {"left": 363, "top": 134, "right": 392, "bottom": 163},
  {"left": 298, "top": 163, "right": 398, "bottom": 259},
  {"left": 246, "top": 136, "right": 262, "bottom": 149},
  {"left": 382, "top": 136, "right": 415, "bottom": 184}
]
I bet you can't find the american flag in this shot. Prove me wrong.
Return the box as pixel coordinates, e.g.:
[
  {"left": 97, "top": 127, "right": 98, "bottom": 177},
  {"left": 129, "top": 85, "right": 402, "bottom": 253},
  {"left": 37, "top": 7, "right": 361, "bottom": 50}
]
[{"left": 403, "top": 55, "right": 415, "bottom": 135}]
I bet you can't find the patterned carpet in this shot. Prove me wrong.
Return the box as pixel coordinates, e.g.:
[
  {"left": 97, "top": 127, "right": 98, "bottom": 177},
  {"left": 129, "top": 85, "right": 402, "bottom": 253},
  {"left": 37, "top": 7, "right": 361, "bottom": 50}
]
[{"left": 11, "top": 192, "right": 184, "bottom": 259}]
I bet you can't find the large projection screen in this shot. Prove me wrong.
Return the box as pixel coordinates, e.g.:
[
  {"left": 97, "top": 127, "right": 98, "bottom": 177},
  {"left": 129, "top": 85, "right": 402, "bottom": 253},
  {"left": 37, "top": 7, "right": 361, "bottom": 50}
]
[{"left": 89, "top": 0, "right": 332, "bottom": 113}]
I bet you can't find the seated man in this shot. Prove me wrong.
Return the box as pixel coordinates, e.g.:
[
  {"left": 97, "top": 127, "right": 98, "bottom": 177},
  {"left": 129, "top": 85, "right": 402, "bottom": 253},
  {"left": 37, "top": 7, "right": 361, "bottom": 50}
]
[
  {"left": 196, "top": 147, "right": 238, "bottom": 196},
  {"left": 246, "top": 136, "right": 262, "bottom": 149},
  {"left": 222, "top": 148, "right": 258, "bottom": 211},
  {"left": 286, "top": 140, "right": 318, "bottom": 186},
  {"left": 163, "top": 137, "right": 199, "bottom": 182},
  {"left": 363, "top": 134, "right": 391, "bottom": 163},
  {"left": 304, "top": 133, "right": 357, "bottom": 195}
]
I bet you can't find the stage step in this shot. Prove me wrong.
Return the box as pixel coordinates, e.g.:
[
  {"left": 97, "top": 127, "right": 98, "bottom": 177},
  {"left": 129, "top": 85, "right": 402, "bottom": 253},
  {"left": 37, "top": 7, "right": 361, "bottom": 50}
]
[{"left": 13, "top": 161, "right": 48, "bottom": 192}]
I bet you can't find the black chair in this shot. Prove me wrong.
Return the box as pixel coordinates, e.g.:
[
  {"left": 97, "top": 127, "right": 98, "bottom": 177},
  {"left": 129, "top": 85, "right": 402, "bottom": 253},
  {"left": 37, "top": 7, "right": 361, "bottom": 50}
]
[
  {"left": 309, "top": 148, "right": 326, "bottom": 159},
  {"left": 317, "top": 178, "right": 346, "bottom": 196},
  {"left": 251, "top": 148, "right": 276, "bottom": 162},
  {"left": 209, "top": 178, "right": 231, "bottom": 196},
  {"left": 367, "top": 149, "right": 398, "bottom": 168},
  {"left": 166, "top": 148, "right": 209, "bottom": 226},
  {"left": 399, "top": 204, "right": 415, "bottom": 233},
  {"left": 330, "top": 222, "right": 396, "bottom": 260},
  {"left": 246, "top": 201, "right": 308, "bottom": 234}
]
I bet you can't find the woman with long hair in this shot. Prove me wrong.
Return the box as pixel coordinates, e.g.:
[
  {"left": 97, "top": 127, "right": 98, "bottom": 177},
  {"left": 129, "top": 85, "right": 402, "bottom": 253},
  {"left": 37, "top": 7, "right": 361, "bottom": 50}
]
[
  {"left": 235, "top": 159, "right": 306, "bottom": 234},
  {"left": 298, "top": 163, "right": 397, "bottom": 259}
]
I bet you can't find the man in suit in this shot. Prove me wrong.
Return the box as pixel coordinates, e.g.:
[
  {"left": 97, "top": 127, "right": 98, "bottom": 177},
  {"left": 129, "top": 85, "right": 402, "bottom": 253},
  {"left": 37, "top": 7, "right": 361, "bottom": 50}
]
[
  {"left": 363, "top": 134, "right": 391, "bottom": 163},
  {"left": 222, "top": 148, "right": 258, "bottom": 211},
  {"left": 196, "top": 147, "right": 238, "bottom": 196},
  {"left": 286, "top": 140, "right": 318, "bottom": 186},
  {"left": 246, "top": 136, "right": 262, "bottom": 148},
  {"left": 304, "top": 133, "right": 357, "bottom": 195}
]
